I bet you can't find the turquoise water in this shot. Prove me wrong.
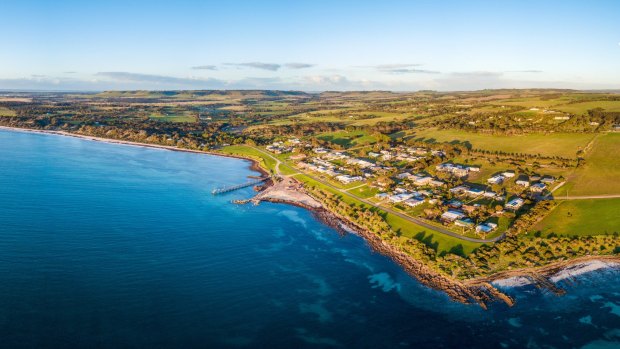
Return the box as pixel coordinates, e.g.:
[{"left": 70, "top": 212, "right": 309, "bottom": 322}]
[{"left": 0, "top": 129, "right": 619, "bottom": 348}]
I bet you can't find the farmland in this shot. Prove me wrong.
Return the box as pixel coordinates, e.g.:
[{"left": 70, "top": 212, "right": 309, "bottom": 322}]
[
  {"left": 408, "top": 128, "right": 595, "bottom": 158},
  {"left": 534, "top": 199, "right": 620, "bottom": 237},
  {"left": 556, "top": 133, "right": 620, "bottom": 196}
]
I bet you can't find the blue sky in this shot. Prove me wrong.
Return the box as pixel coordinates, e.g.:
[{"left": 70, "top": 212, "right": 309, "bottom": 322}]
[{"left": 1, "top": 0, "right": 619, "bottom": 91}]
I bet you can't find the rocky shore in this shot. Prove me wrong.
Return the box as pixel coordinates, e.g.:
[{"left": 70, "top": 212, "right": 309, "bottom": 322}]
[{"left": 249, "top": 175, "right": 619, "bottom": 308}]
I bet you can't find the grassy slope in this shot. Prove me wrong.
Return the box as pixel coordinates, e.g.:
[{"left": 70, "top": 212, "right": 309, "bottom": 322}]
[
  {"left": 556, "top": 133, "right": 620, "bottom": 196},
  {"left": 220, "top": 145, "right": 278, "bottom": 174},
  {"left": 410, "top": 128, "right": 595, "bottom": 158},
  {"left": 535, "top": 199, "right": 620, "bottom": 236},
  {"left": 0, "top": 107, "right": 16, "bottom": 117}
]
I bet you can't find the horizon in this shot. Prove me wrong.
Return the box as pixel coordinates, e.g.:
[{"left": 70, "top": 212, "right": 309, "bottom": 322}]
[{"left": 1, "top": 0, "right": 620, "bottom": 91}]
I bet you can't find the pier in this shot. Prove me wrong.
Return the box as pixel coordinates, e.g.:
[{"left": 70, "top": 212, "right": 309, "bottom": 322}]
[{"left": 211, "top": 177, "right": 270, "bottom": 195}]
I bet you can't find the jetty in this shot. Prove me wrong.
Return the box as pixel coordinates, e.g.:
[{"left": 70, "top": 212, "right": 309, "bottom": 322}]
[{"left": 211, "top": 177, "right": 270, "bottom": 195}]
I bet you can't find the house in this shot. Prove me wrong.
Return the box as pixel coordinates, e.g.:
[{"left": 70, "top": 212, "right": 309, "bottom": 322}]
[
  {"left": 465, "top": 187, "right": 484, "bottom": 197},
  {"left": 448, "top": 199, "right": 463, "bottom": 208},
  {"left": 502, "top": 171, "right": 516, "bottom": 178},
  {"left": 515, "top": 175, "right": 530, "bottom": 187},
  {"left": 455, "top": 218, "right": 474, "bottom": 228},
  {"left": 335, "top": 175, "right": 363, "bottom": 184},
  {"left": 530, "top": 174, "right": 541, "bottom": 181},
  {"left": 462, "top": 204, "right": 478, "bottom": 214},
  {"left": 467, "top": 166, "right": 481, "bottom": 172},
  {"left": 505, "top": 198, "right": 524, "bottom": 210},
  {"left": 396, "top": 172, "right": 412, "bottom": 180},
  {"left": 483, "top": 191, "right": 497, "bottom": 198},
  {"left": 404, "top": 198, "right": 424, "bottom": 207},
  {"left": 388, "top": 193, "right": 414, "bottom": 203},
  {"left": 541, "top": 176, "right": 555, "bottom": 184},
  {"left": 368, "top": 152, "right": 380, "bottom": 158},
  {"left": 313, "top": 147, "right": 329, "bottom": 154},
  {"left": 441, "top": 210, "right": 465, "bottom": 222},
  {"left": 450, "top": 185, "right": 468, "bottom": 194},
  {"left": 530, "top": 182, "right": 547, "bottom": 193},
  {"left": 476, "top": 222, "right": 498, "bottom": 234},
  {"left": 488, "top": 175, "right": 504, "bottom": 184},
  {"left": 452, "top": 167, "right": 469, "bottom": 178},
  {"left": 429, "top": 179, "right": 445, "bottom": 187},
  {"left": 413, "top": 176, "right": 433, "bottom": 186}
]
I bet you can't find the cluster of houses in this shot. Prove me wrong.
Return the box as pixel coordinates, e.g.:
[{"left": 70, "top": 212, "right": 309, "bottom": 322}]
[
  {"left": 436, "top": 162, "right": 480, "bottom": 178},
  {"left": 266, "top": 138, "right": 305, "bottom": 154},
  {"left": 487, "top": 170, "right": 516, "bottom": 184},
  {"left": 438, "top": 207, "right": 498, "bottom": 235},
  {"left": 280, "top": 142, "right": 560, "bottom": 238},
  {"left": 514, "top": 174, "right": 555, "bottom": 193}
]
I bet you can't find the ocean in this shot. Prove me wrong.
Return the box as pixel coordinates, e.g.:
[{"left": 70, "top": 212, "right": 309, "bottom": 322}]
[{"left": 0, "top": 129, "right": 618, "bottom": 348}]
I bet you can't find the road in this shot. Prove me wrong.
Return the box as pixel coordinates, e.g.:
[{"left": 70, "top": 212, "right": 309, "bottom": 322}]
[
  {"left": 555, "top": 194, "right": 620, "bottom": 200},
  {"left": 252, "top": 147, "right": 503, "bottom": 243}
]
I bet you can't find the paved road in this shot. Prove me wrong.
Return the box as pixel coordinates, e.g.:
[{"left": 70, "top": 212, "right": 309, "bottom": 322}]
[
  {"left": 252, "top": 147, "right": 503, "bottom": 244},
  {"left": 555, "top": 194, "right": 620, "bottom": 200}
]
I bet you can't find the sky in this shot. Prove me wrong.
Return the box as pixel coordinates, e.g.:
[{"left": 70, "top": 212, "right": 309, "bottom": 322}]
[{"left": 1, "top": 0, "right": 619, "bottom": 91}]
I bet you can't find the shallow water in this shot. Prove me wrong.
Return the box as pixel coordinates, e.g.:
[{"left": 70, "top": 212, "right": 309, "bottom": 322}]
[{"left": 0, "top": 129, "right": 619, "bottom": 348}]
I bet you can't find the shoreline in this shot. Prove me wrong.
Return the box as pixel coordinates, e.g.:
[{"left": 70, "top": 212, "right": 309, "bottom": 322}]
[
  {"left": 0, "top": 125, "right": 271, "bottom": 178},
  {"left": 3, "top": 125, "right": 619, "bottom": 307}
]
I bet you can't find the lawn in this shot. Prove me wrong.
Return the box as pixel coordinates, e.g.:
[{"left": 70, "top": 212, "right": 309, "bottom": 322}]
[
  {"left": 219, "top": 145, "right": 278, "bottom": 174},
  {"left": 534, "top": 198, "right": 620, "bottom": 237},
  {"left": 556, "top": 133, "right": 620, "bottom": 196},
  {"left": 410, "top": 128, "right": 595, "bottom": 158}
]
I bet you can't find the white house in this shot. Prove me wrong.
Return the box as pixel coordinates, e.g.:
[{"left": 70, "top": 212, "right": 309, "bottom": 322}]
[
  {"left": 505, "top": 198, "right": 524, "bottom": 210},
  {"left": 404, "top": 198, "right": 424, "bottom": 207},
  {"left": 530, "top": 182, "right": 547, "bottom": 193},
  {"left": 488, "top": 175, "right": 504, "bottom": 184},
  {"left": 515, "top": 178, "right": 530, "bottom": 187},
  {"left": 476, "top": 222, "right": 498, "bottom": 234},
  {"left": 441, "top": 210, "right": 465, "bottom": 222}
]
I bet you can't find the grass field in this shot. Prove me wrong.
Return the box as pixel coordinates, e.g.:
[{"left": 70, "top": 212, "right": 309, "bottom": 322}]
[
  {"left": 410, "top": 128, "right": 595, "bottom": 158},
  {"left": 556, "top": 133, "right": 620, "bottom": 196},
  {"left": 553, "top": 100, "right": 620, "bottom": 115},
  {"left": 0, "top": 107, "right": 16, "bottom": 117},
  {"left": 534, "top": 199, "right": 620, "bottom": 236},
  {"left": 149, "top": 114, "right": 195, "bottom": 122},
  {"left": 220, "top": 145, "right": 278, "bottom": 174},
  {"left": 318, "top": 130, "right": 377, "bottom": 148}
]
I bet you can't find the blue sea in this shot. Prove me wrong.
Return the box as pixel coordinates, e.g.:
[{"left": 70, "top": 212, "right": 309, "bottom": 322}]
[{"left": 0, "top": 129, "right": 619, "bottom": 348}]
